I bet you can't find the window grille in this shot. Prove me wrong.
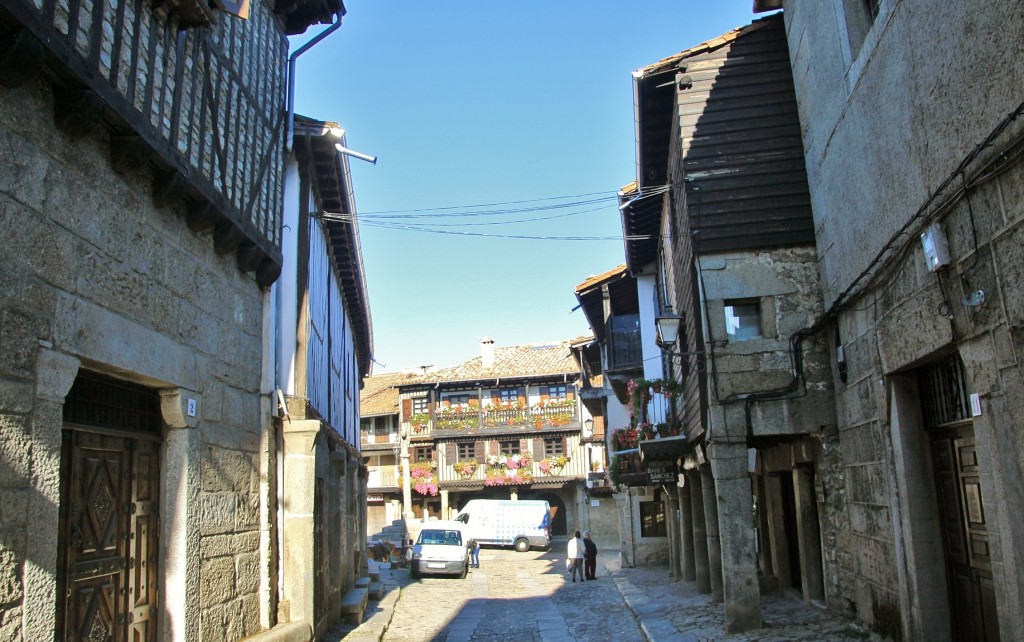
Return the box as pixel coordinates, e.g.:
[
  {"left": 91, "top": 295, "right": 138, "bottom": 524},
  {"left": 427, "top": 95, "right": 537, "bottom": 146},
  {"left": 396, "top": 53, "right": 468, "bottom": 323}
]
[
  {"left": 917, "top": 354, "right": 970, "bottom": 428},
  {"left": 63, "top": 370, "right": 161, "bottom": 434}
]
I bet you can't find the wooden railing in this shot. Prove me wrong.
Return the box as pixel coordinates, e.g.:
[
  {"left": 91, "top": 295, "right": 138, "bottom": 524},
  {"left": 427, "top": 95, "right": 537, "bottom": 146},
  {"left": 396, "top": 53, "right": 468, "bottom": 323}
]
[
  {"left": 436, "top": 453, "right": 590, "bottom": 484},
  {"left": 367, "top": 467, "right": 397, "bottom": 488},
  {"left": 408, "top": 404, "right": 579, "bottom": 437}
]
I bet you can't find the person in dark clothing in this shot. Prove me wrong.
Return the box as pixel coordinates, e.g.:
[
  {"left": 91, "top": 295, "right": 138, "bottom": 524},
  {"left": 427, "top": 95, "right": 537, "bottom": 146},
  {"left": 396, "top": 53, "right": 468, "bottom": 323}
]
[{"left": 583, "top": 530, "right": 597, "bottom": 580}]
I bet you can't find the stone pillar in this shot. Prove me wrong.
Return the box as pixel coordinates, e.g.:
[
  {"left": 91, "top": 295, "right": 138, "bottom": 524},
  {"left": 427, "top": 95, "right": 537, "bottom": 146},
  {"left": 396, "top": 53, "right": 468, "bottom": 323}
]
[
  {"left": 159, "top": 386, "right": 202, "bottom": 642},
  {"left": 24, "top": 350, "right": 79, "bottom": 642},
  {"left": 702, "top": 466, "right": 724, "bottom": 603},
  {"left": 709, "top": 443, "right": 761, "bottom": 633},
  {"left": 678, "top": 483, "right": 696, "bottom": 581},
  {"left": 763, "top": 474, "right": 792, "bottom": 590},
  {"left": 280, "top": 420, "right": 322, "bottom": 626},
  {"left": 794, "top": 466, "right": 824, "bottom": 602},
  {"left": 688, "top": 471, "right": 711, "bottom": 593},
  {"left": 667, "top": 492, "right": 681, "bottom": 579},
  {"left": 441, "top": 489, "right": 450, "bottom": 520},
  {"left": 755, "top": 475, "right": 775, "bottom": 578}
]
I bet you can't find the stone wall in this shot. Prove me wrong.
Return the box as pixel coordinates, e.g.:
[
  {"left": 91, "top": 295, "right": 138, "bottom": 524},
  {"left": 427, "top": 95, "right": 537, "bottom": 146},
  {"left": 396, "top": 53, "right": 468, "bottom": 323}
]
[
  {"left": 0, "top": 76, "right": 267, "bottom": 640},
  {"left": 781, "top": 1, "right": 1024, "bottom": 639}
]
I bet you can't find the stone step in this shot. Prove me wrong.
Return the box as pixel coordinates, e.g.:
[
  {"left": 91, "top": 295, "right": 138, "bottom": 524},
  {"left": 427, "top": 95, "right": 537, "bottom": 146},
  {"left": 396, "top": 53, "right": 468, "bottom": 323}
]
[
  {"left": 369, "top": 581, "right": 384, "bottom": 600},
  {"left": 368, "top": 570, "right": 380, "bottom": 582},
  {"left": 340, "top": 587, "right": 369, "bottom": 625},
  {"left": 354, "top": 576, "right": 370, "bottom": 589}
]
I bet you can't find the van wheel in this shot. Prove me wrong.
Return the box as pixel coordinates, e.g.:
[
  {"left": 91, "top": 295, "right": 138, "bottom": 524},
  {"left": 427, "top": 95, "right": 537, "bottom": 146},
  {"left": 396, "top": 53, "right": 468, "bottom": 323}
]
[
  {"left": 411, "top": 565, "right": 420, "bottom": 579},
  {"left": 459, "top": 562, "right": 468, "bottom": 579},
  {"left": 514, "top": 538, "right": 530, "bottom": 552}
]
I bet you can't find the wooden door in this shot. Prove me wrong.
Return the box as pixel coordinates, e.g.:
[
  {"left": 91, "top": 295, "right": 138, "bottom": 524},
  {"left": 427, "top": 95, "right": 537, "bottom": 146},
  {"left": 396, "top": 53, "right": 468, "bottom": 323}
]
[
  {"left": 60, "top": 428, "right": 160, "bottom": 642},
  {"left": 930, "top": 425, "right": 1000, "bottom": 642}
]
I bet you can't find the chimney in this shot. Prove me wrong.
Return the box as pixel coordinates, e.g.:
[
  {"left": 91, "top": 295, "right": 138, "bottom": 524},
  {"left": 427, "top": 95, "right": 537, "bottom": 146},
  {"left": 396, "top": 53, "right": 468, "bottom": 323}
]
[{"left": 480, "top": 337, "right": 495, "bottom": 369}]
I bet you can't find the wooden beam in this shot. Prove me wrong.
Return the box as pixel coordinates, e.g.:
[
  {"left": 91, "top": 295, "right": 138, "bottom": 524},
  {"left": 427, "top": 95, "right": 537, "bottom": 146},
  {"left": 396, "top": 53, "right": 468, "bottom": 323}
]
[
  {"left": 53, "top": 87, "right": 106, "bottom": 139},
  {"left": 186, "top": 201, "right": 219, "bottom": 233},
  {"left": 256, "top": 256, "right": 282, "bottom": 289},
  {"left": 109, "top": 135, "right": 150, "bottom": 174},
  {"left": 212, "top": 219, "right": 244, "bottom": 256},
  {"left": 236, "top": 242, "right": 264, "bottom": 272},
  {"left": 151, "top": 168, "right": 188, "bottom": 208},
  {"left": 0, "top": 27, "right": 45, "bottom": 88}
]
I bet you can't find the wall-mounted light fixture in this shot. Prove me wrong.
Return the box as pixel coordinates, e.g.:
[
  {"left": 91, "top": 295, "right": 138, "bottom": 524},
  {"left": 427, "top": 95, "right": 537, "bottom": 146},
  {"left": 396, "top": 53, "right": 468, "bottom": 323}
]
[
  {"left": 655, "top": 314, "right": 683, "bottom": 349},
  {"left": 655, "top": 313, "right": 704, "bottom": 364}
]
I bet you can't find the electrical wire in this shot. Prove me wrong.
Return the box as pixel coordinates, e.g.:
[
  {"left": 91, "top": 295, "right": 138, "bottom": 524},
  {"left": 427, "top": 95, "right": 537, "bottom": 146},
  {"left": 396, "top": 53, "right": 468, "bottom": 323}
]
[{"left": 356, "top": 190, "right": 618, "bottom": 216}]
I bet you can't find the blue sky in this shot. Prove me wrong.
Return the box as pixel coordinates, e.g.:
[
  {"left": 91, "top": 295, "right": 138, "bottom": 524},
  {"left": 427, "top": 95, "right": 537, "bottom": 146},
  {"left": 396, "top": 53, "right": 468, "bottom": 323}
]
[{"left": 291, "top": 1, "right": 762, "bottom": 373}]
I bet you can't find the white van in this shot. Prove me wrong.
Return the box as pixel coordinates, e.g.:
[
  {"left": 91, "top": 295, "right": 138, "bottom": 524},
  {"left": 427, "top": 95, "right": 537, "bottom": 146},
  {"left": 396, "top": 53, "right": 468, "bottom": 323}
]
[
  {"left": 409, "top": 520, "right": 470, "bottom": 579},
  {"left": 454, "top": 499, "right": 551, "bottom": 552}
]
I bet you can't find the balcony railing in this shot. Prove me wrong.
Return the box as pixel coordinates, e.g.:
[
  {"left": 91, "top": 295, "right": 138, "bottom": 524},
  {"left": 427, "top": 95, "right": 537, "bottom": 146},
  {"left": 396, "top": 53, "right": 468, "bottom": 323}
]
[
  {"left": 436, "top": 454, "right": 590, "bottom": 484},
  {"left": 368, "top": 467, "right": 397, "bottom": 488},
  {"left": 607, "top": 330, "right": 642, "bottom": 371},
  {"left": 408, "top": 403, "right": 579, "bottom": 436}
]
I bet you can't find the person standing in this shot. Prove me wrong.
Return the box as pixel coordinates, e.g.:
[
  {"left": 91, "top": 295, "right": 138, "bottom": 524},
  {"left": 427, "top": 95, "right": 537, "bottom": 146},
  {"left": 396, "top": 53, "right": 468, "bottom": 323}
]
[
  {"left": 582, "top": 530, "right": 597, "bottom": 580},
  {"left": 468, "top": 538, "right": 480, "bottom": 568},
  {"left": 567, "top": 530, "right": 586, "bottom": 582}
]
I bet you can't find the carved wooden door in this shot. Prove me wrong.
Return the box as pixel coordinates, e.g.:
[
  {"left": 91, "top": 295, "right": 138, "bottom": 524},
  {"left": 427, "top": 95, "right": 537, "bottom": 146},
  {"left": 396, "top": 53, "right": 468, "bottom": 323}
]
[
  {"left": 60, "top": 428, "right": 160, "bottom": 642},
  {"left": 931, "top": 425, "right": 1000, "bottom": 642}
]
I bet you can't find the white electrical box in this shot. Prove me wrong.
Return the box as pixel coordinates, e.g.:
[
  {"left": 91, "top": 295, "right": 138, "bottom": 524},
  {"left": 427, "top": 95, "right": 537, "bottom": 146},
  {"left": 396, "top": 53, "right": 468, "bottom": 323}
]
[{"left": 920, "top": 223, "right": 951, "bottom": 272}]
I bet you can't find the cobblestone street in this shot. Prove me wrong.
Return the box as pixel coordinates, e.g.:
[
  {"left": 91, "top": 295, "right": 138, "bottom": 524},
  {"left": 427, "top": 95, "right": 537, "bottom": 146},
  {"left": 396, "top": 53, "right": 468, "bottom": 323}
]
[{"left": 328, "top": 544, "right": 879, "bottom": 642}]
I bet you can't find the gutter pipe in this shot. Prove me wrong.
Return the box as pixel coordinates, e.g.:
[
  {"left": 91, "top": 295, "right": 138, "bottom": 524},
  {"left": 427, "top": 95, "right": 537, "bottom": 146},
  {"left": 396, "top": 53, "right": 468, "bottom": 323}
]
[{"left": 286, "top": 10, "right": 345, "bottom": 153}]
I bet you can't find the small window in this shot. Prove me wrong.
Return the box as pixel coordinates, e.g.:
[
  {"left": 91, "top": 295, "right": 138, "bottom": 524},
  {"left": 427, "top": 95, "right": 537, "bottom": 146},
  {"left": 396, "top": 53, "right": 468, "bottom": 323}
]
[
  {"left": 547, "top": 385, "right": 568, "bottom": 401},
  {"left": 457, "top": 443, "right": 474, "bottom": 460},
  {"left": 499, "top": 440, "right": 520, "bottom": 456},
  {"left": 446, "top": 394, "right": 472, "bottom": 409},
  {"left": 639, "top": 501, "right": 667, "bottom": 537},
  {"left": 543, "top": 437, "right": 564, "bottom": 457},
  {"left": 413, "top": 446, "right": 434, "bottom": 462},
  {"left": 498, "top": 388, "right": 519, "bottom": 404},
  {"left": 724, "top": 299, "right": 761, "bottom": 341},
  {"left": 412, "top": 397, "right": 429, "bottom": 415}
]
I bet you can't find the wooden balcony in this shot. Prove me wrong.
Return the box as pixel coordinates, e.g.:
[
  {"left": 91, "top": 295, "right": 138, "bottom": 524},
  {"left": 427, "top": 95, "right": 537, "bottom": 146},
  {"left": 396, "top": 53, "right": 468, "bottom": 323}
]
[
  {"left": 407, "top": 403, "right": 579, "bottom": 437},
  {"left": 367, "top": 467, "right": 397, "bottom": 489},
  {"left": 436, "top": 453, "right": 591, "bottom": 485}
]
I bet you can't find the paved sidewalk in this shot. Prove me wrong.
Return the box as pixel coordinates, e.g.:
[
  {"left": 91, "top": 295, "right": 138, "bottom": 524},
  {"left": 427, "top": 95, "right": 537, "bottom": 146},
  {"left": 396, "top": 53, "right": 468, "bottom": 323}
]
[
  {"left": 329, "top": 553, "right": 879, "bottom": 642},
  {"left": 599, "top": 554, "right": 877, "bottom": 642}
]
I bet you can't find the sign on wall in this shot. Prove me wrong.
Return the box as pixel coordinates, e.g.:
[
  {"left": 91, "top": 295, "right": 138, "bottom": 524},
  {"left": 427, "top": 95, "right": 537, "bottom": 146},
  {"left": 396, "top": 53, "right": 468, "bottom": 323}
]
[{"left": 645, "top": 459, "right": 678, "bottom": 485}]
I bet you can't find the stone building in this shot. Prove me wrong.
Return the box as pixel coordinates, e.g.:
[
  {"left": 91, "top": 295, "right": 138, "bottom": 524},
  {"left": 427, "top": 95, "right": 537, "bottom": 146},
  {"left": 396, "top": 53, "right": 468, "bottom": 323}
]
[
  {"left": 359, "top": 371, "right": 418, "bottom": 539},
  {"left": 391, "top": 339, "right": 602, "bottom": 540},
  {"left": 0, "top": 0, "right": 367, "bottom": 639},
  {"left": 753, "top": 1, "right": 1024, "bottom": 640},
  {"left": 572, "top": 265, "right": 671, "bottom": 565},
  {"left": 270, "top": 115, "right": 374, "bottom": 639},
  {"left": 618, "top": 14, "right": 836, "bottom": 632}
]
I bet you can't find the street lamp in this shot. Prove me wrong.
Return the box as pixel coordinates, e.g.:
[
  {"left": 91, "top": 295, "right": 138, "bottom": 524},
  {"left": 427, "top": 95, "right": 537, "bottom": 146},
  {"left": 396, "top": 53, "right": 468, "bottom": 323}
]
[
  {"left": 654, "top": 313, "right": 704, "bottom": 363},
  {"left": 655, "top": 313, "right": 683, "bottom": 349},
  {"left": 583, "top": 417, "right": 594, "bottom": 438}
]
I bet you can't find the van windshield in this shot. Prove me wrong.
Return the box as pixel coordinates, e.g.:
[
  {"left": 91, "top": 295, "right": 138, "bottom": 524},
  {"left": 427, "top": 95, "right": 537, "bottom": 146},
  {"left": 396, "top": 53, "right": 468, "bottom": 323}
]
[{"left": 417, "top": 529, "right": 462, "bottom": 546}]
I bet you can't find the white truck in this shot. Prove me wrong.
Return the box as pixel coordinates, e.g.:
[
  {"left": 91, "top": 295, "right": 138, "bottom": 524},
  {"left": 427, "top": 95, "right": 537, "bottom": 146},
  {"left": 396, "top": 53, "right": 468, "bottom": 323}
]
[{"left": 453, "top": 499, "right": 551, "bottom": 552}]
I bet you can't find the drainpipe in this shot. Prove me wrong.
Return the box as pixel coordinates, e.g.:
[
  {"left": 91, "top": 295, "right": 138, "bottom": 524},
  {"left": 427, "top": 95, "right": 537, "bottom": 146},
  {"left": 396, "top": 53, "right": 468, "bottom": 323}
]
[{"left": 285, "top": 10, "right": 345, "bottom": 153}]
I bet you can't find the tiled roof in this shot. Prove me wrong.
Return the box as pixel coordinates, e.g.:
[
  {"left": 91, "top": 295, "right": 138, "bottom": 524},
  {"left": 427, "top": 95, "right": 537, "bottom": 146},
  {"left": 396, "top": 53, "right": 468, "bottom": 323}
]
[
  {"left": 633, "top": 19, "right": 771, "bottom": 79},
  {"left": 402, "top": 340, "right": 580, "bottom": 386},
  {"left": 360, "top": 372, "right": 418, "bottom": 417},
  {"left": 574, "top": 265, "right": 628, "bottom": 294}
]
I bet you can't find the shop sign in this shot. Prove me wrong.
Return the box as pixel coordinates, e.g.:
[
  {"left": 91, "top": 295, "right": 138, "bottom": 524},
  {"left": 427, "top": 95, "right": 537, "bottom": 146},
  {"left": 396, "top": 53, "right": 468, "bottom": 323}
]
[{"left": 645, "top": 459, "right": 678, "bottom": 484}]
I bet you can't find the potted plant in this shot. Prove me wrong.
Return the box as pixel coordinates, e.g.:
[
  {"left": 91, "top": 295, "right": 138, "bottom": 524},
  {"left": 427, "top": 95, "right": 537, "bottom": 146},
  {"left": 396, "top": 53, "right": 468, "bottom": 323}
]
[{"left": 452, "top": 459, "right": 478, "bottom": 477}]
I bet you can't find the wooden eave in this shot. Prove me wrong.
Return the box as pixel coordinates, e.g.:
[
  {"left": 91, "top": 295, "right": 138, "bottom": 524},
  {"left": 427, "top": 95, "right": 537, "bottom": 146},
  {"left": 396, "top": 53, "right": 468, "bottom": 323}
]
[
  {"left": 275, "top": 0, "right": 344, "bottom": 35},
  {"left": 294, "top": 116, "right": 374, "bottom": 377},
  {"left": 573, "top": 266, "right": 639, "bottom": 343}
]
